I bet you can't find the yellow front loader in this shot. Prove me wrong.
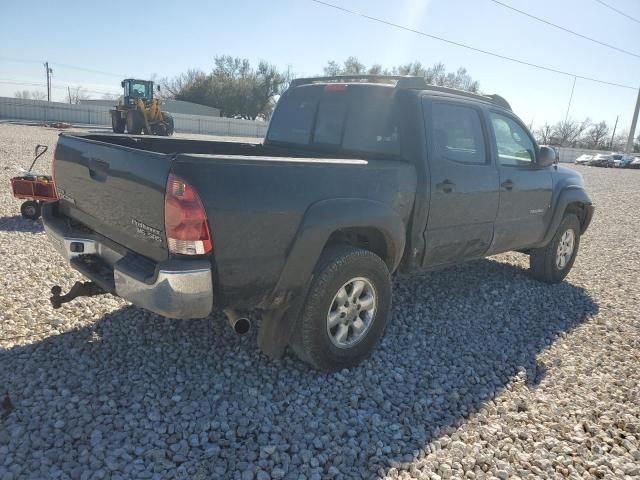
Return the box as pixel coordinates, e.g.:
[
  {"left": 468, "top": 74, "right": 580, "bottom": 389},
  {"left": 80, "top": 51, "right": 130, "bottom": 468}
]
[{"left": 109, "top": 79, "right": 174, "bottom": 136}]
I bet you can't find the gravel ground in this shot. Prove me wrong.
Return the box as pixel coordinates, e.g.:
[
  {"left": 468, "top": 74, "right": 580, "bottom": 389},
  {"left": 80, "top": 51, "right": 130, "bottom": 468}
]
[{"left": 0, "top": 123, "right": 638, "bottom": 480}]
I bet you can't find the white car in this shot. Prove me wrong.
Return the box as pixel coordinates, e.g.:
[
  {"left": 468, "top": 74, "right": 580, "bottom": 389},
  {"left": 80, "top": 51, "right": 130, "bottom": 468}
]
[
  {"left": 612, "top": 154, "right": 634, "bottom": 168},
  {"left": 575, "top": 154, "right": 593, "bottom": 165}
]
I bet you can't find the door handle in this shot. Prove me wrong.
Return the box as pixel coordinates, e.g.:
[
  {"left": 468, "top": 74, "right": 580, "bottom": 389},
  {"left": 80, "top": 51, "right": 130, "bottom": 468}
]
[
  {"left": 436, "top": 179, "right": 454, "bottom": 193},
  {"left": 501, "top": 179, "right": 514, "bottom": 191}
]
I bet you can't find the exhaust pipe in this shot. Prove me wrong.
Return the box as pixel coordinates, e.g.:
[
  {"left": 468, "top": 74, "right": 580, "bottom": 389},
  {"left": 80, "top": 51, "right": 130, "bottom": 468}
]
[{"left": 224, "top": 309, "right": 251, "bottom": 335}]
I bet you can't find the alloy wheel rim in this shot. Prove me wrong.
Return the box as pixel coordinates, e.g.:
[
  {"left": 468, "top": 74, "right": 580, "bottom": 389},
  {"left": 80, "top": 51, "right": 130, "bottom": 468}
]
[
  {"left": 556, "top": 229, "right": 575, "bottom": 270},
  {"left": 326, "top": 277, "right": 377, "bottom": 349}
]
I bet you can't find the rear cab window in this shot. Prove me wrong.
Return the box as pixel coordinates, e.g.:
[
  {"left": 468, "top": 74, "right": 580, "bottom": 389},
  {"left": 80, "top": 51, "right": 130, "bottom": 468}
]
[{"left": 266, "top": 84, "right": 401, "bottom": 157}]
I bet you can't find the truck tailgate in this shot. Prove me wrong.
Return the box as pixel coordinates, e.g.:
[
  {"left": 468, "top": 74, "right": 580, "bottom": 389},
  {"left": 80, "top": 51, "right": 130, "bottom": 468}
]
[{"left": 53, "top": 134, "right": 171, "bottom": 262}]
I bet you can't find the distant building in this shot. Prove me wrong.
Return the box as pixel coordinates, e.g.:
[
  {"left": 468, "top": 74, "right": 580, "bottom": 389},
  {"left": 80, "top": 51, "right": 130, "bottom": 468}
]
[{"left": 81, "top": 99, "right": 220, "bottom": 117}]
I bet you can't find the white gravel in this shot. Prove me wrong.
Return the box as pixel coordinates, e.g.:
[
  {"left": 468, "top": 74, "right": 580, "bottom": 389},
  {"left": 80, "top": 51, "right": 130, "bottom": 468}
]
[{"left": 0, "top": 123, "right": 639, "bottom": 480}]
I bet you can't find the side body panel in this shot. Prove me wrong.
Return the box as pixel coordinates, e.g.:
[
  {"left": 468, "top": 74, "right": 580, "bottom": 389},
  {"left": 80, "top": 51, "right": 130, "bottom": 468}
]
[{"left": 171, "top": 155, "right": 417, "bottom": 309}]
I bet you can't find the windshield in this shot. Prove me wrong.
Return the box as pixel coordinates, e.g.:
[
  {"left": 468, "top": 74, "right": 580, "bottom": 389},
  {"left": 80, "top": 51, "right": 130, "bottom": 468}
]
[
  {"left": 267, "top": 86, "right": 401, "bottom": 157},
  {"left": 127, "top": 81, "right": 152, "bottom": 99}
]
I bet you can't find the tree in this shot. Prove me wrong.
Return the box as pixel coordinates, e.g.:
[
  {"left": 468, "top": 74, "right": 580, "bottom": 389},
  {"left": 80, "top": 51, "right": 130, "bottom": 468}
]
[
  {"left": 163, "top": 57, "right": 290, "bottom": 119},
  {"left": 610, "top": 130, "right": 629, "bottom": 152},
  {"left": 585, "top": 121, "right": 610, "bottom": 149},
  {"left": 66, "top": 86, "right": 88, "bottom": 104},
  {"left": 14, "top": 89, "right": 47, "bottom": 100},
  {"left": 535, "top": 123, "right": 553, "bottom": 145},
  {"left": 550, "top": 118, "right": 590, "bottom": 147},
  {"left": 322, "top": 58, "right": 480, "bottom": 92}
]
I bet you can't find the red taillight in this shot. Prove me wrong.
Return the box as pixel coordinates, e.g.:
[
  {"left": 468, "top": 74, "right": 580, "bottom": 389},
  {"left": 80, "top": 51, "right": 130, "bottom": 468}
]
[
  {"left": 164, "top": 174, "right": 212, "bottom": 255},
  {"left": 324, "top": 83, "right": 347, "bottom": 92}
]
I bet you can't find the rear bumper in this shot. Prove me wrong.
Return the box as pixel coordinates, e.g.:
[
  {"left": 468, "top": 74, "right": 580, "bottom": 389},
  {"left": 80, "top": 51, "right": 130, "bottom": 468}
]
[{"left": 42, "top": 203, "right": 214, "bottom": 319}]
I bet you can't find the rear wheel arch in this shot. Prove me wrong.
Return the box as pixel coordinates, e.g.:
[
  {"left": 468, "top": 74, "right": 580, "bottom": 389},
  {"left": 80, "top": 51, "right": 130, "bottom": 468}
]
[{"left": 324, "top": 227, "right": 394, "bottom": 272}]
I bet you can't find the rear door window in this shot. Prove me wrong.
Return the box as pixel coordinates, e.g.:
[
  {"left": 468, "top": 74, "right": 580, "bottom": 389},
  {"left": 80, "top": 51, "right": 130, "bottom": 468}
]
[{"left": 430, "top": 102, "right": 487, "bottom": 164}]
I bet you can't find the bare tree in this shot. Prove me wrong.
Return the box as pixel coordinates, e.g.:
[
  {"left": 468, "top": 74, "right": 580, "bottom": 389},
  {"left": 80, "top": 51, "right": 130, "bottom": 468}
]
[
  {"left": 585, "top": 121, "right": 610, "bottom": 149},
  {"left": 66, "top": 86, "right": 88, "bottom": 104},
  {"left": 535, "top": 123, "right": 553, "bottom": 145},
  {"left": 14, "top": 89, "right": 47, "bottom": 100},
  {"left": 551, "top": 118, "right": 591, "bottom": 147},
  {"left": 610, "top": 130, "right": 629, "bottom": 152}
]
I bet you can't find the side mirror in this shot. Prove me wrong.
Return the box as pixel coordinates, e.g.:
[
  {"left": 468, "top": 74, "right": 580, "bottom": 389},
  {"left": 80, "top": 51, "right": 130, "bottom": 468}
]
[
  {"left": 120, "top": 81, "right": 125, "bottom": 88},
  {"left": 538, "top": 146, "right": 557, "bottom": 167},
  {"left": 157, "top": 85, "right": 161, "bottom": 92}
]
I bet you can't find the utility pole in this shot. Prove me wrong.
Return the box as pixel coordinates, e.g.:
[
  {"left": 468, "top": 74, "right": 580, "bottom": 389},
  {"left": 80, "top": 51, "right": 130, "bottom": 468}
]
[
  {"left": 610, "top": 116, "right": 619, "bottom": 150},
  {"left": 67, "top": 86, "right": 72, "bottom": 104},
  {"left": 626, "top": 87, "right": 640, "bottom": 154},
  {"left": 43, "top": 62, "right": 53, "bottom": 102},
  {"left": 564, "top": 76, "right": 577, "bottom": 123}
]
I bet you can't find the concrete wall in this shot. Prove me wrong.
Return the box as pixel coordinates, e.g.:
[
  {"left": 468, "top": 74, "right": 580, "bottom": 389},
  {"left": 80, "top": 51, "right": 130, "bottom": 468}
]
[
  {"left": 81, "top": 99, "right": 221, "bottom": 117},
  {"left": 555, "top": 147, "right": 613, "bottom": 163},
  {"left": 0, "top": 97, "right": 267, "bottom": 138}
]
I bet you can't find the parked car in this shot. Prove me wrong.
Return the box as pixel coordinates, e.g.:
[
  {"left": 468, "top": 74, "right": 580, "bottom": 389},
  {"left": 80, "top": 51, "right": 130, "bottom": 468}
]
[
  {"left": 589, "top": 153, "right": 614, "bottom": 167},
  {"left": 575, "top": 154, "right": 593, "bottom": 165},
  {"left": 628, "top": 156, "right": 640, "bottom": 169},
  {"left": 43, "top": 75, "right": 595, "bottom": 370},
  {"left": 612, "top": 154, "right": 635, "bottom": 168}
]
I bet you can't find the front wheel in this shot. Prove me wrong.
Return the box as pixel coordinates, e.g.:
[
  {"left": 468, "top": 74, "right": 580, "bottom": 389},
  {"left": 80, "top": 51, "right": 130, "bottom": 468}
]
[
  {"left": 163, "top": 113, "right": 174, "bottom": 136},
  {"left": 289, "top": 246, "right": 391, "bottom": 371},
  {"left": 529, "top": 213, "right": 581, "bottom": 283}
]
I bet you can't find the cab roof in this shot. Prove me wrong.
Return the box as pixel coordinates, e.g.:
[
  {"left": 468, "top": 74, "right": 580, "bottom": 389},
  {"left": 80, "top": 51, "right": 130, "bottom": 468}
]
[{"left": 289, "top": 75, "right": 511, "bottom": 111}]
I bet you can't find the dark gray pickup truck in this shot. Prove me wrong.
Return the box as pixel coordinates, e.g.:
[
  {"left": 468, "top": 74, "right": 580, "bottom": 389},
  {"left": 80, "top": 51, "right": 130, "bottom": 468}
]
[{"left": 43, "top": 75, "right": 594, "bottom": 370}]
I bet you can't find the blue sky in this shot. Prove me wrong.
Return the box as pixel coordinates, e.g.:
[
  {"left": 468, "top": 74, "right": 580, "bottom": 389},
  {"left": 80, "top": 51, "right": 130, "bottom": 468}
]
[{"left": 1, "top": 0, "right": 638, "bottom": 133}]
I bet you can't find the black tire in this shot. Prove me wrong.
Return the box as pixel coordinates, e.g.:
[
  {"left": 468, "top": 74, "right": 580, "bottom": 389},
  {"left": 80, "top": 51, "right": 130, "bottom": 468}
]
[
  {"left": 289, "top": 246, "right": 392, "bottom": 371},
  {"left": 20, "top": 200, "right": 41, "bottom": 220},
  {"left": 529, "top": 213, "right": 581, "bottom": 283},
  {"left": 126, "top": 110, "right": 144, "bottom": 135},
  {"left": 163, "top": 113, "right": 175, "bottom": 136},
  {"left": 111, "top": 113, "right": 125, "bottom": 134}
]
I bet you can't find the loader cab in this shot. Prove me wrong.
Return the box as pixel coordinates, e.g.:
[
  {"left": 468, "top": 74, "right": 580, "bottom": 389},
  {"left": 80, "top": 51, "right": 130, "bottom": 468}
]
[{"left": 121, "top": 79, "right": 154, "bottom": 106}]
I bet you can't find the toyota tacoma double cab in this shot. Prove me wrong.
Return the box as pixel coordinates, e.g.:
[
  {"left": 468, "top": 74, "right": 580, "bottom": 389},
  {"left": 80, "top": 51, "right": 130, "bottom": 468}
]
[{"left": 43, "top": 75, "right": 594, "bottom": 371}]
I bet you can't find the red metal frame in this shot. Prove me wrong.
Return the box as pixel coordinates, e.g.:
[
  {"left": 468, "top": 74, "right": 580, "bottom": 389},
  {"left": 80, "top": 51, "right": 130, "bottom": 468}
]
[{"left": 10, "top": 176, "right": 57, "bottom": 202}]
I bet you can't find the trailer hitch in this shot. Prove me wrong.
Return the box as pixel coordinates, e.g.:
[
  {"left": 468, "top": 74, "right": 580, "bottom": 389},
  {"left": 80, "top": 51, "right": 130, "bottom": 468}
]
[{"left": 50, "top": 282, "right": 106, "bottom": 309}]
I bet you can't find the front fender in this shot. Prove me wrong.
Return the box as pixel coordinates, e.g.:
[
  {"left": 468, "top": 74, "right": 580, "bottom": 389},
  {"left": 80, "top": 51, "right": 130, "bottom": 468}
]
[{"left": 538, "top": 186, "right": 594, "bottom": 247}]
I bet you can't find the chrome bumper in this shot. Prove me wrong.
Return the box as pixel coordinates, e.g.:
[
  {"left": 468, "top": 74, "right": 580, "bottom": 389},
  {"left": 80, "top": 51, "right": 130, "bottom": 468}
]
[{"left": 43, "top": 209, "right": 214, "bottom": 319}]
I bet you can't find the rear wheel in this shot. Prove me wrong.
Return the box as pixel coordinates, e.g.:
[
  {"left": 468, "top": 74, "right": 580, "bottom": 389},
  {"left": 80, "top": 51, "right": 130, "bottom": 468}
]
[
  {"left": 111, "top": 113, "right": 125, "bottom": 133},
  {"left": 289, "top": 246, "right": 391, "bottom": 371},
  {"left": 20, "top": 200, "right": 41, "bottom": 220},
  {"left": 126, "top": 110, "right": 144, "bottom": 135},
  {"left": 529, "top": 213, "right": 581, "bottom": 283}
]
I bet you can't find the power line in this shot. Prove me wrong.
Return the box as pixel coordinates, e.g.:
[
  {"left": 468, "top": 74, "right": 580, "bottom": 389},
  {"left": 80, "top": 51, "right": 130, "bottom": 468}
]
[
  {"left": 490, "top": 0, "right": 640, "bottom": 59},
  {"left": 0, "top": 56, "right": 128, "bottom": 78},
  {"left": 0, "top": 80, "right": 120, "bottom": 96},
  {"left": 594, "top": 0, "right": 640, "bottom": 24},
  {"left": 309, "top": 0, "right": 637, "bottom": 90}
]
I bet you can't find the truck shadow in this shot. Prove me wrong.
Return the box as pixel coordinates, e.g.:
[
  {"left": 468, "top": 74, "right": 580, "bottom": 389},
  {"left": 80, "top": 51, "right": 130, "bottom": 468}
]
[
  {"left": 1, "top": 257, "right": 598, "bottom": 478},
  {"left": 0, "top": 215, "right": 44, "bottom": 233}
]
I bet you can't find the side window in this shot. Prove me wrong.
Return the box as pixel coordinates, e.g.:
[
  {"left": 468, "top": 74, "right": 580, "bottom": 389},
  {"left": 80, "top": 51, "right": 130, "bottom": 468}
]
[
  {"left": 490, "top": 113, "right": 535, "bottom": 166},
  {"left": 430, "top": 102, "right": 487, "bottom": 165}
]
